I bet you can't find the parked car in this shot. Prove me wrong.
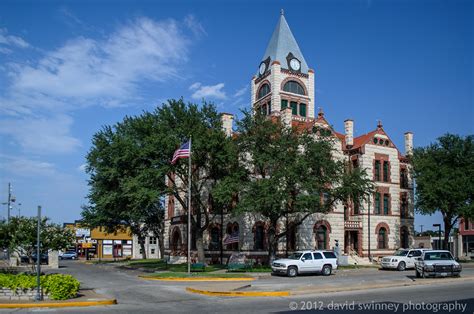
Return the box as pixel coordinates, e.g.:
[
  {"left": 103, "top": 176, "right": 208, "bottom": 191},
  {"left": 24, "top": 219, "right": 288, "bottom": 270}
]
[
  {"left": 59, "top": 251, "right": 77, "bottom": 260},
  {"left": 380, "top": 248, "right": 427, "bottom": 271},
  {"left": 20, "top": 253, "right": 48, "bottom": 264},
  {"left": 415, "top": 250, "right": 462, "bottom": 278},
  {"left": 271, "top": 250, "right": 338, "bottom": 277}
]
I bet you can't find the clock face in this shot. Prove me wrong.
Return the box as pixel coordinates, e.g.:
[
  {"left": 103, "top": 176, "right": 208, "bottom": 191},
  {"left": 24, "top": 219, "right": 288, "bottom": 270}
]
[
  {"left": 290, "top": 58, "right": 300, "bottom": 71},
  {"left": 259, "top": 63, "right": 266, "bottom": 75}
]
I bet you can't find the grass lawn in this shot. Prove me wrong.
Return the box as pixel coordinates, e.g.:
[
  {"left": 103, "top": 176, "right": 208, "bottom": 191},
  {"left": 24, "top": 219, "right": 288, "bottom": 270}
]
[{"left": 142, "top": 272, "right": 253, "bottom": 278}]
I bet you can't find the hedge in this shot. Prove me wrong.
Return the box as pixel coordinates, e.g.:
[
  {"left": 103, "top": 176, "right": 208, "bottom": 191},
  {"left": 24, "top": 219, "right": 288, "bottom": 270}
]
[{"left": 0, "top": 273, "right": 80, "bottom": 300}]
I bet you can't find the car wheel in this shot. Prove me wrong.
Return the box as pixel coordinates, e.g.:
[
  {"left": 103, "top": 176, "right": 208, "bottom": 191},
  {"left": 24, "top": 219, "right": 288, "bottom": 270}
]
[
  {"left": 397, "top": 261, "right": 406, "bottom": 271},
  {"left": 322, "top": 265, "right": 332, "bottom": 276},
  {"left": 422, "top": 269, "right": 429, "bottom": 278},
  {"left": 287, "top": 266, "right": 298, "bottom": 277},
  {"left": 72, "top": 257, "right": 75, "bottom": 260}
]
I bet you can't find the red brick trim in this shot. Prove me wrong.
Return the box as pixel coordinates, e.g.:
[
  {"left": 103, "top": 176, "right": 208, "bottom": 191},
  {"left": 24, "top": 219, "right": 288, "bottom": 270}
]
[
  {"left": 375, "top": 222, "right": 390, "bottom": 234},
  {"left": 313, "top": 220, "right": 332, "bottom": 233}
]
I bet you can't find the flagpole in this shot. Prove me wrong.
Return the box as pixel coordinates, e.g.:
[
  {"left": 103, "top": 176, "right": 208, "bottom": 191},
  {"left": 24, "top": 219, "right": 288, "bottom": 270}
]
[{"left": 187, "top": 137, "right": 192, "bottom": 275}]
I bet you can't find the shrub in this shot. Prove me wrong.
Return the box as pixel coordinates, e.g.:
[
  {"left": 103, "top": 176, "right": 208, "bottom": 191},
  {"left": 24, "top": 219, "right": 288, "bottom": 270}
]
[{"left": 0, "top": 273, "right": 80, "bottom": 300}]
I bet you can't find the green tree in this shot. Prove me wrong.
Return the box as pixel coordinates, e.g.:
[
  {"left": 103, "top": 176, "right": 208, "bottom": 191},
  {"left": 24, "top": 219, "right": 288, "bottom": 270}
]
[
  {"left": 82, "top": 99, "right": 233, "bottom": 262},
  {"left": 215, "top": 112, "right": 373, "bottom": 263},
  {"left": 154, "top": 100, "right": 234, "bottom": 262},
  {"left": 411, "top": 133, "right": 474, "bottom": 249},
  {"left": 0, "top": 216, "right": 74, "bottom": 270},
  {"left": 81, "top": 110, "right": 166, "bottom": 259}
]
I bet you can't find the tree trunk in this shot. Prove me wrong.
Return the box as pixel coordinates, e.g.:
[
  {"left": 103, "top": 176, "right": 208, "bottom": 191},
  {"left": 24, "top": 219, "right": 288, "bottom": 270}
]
[
  {"left": 443, "top": 216, "right": 453, "bottom": 251},
  {"left": 196, "top": 230, "right": 205, "bottom": 263},
  {"left": 158, "top": 235, "right": 165, "bottom": 260},
  {"left": 267, "top": 222, "right": 278, "bottom": 266},
  {"left": 138, "top": 234, "right": 147, "bottom": 259}
]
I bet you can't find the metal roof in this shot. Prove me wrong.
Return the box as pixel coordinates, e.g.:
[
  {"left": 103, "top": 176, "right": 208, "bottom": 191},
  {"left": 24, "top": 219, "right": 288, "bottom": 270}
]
[{"left": 258, "top": 11, "right": 309, "bottom": 74}]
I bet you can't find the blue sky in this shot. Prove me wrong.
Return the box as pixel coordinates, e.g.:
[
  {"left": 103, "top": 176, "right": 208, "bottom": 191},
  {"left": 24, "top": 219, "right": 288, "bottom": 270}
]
[{"left": 0, "top": 0, "right": 472, "bottom": 231}]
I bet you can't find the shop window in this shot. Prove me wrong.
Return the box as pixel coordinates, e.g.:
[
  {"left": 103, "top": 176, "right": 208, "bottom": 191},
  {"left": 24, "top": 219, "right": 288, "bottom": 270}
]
[
  {"left": 299, "top": 103, "right": 307, "bottom": 117},
  {"left": 290, "top": 101, "right": 298, "bottom": 115},
  {"left": 378, "top": 228, "right": 387, "bottom": 249}
]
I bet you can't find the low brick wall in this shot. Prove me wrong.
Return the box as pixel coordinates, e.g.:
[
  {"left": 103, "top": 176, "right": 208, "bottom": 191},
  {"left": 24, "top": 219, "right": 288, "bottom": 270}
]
[{"left": 0, "top": 287, "right": 49, "bottom": 301}]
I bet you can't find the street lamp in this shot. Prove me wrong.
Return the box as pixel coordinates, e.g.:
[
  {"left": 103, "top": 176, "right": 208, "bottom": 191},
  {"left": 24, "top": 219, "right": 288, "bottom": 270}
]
[{"left": 433, "top": 224, "right": 442, "bottom": 250}]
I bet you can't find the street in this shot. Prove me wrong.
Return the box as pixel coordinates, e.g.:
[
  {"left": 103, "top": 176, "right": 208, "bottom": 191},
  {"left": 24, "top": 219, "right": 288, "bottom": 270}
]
[{"left": 1, "top": 261, "right": 473, "bottom": 313}]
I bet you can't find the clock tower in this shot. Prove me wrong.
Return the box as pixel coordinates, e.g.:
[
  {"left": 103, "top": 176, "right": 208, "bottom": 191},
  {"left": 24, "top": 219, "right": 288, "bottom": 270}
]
[{"left": 252, "top": 10, "right": 315, "bottom": 119}]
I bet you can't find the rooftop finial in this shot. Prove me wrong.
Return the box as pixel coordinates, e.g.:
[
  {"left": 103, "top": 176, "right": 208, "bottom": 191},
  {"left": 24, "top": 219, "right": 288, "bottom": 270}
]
[
  {"left": 318, "top": 107, "right": 324, "bottom": 117},
  {"left": 377, "top": 120, "right": 383, "bottom": 128},
  {"left": 280, "top": 8, "right": 284, "bottom": 16}
]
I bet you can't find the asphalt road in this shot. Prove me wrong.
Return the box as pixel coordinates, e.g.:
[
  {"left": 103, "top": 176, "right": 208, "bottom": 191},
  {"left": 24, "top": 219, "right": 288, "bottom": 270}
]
[{"left": 1, "top": 261, "right": 473, "bottom": 314}]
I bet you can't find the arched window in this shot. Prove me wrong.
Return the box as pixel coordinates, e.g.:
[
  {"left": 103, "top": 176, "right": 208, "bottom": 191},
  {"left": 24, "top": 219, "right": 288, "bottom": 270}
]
[
  {"left": 209, "top": 226, "right": 220, "bottom": 250},
  {"left": 254, "top": 224, "right": 265, "bottom": 250},
  {"left": 258, "top": 83, "right": 270, "bottom": 99},
  {"left": 400, "top": 227, "right": 409, "bottom": 249},
  {"left": 315, "top": 225, "right": 328, "bottom": 249},
  {"left": 171, "top": 228, "right": 181, "bottom": 252},
  {"left": 378, "top": 227, "right": 387, "bottom": 249},
  {"left": 283, "top": 80, "right": 305, "bottom": 95}
]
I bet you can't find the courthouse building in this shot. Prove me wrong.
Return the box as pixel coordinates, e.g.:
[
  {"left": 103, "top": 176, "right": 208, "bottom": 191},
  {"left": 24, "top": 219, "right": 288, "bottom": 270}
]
[{"left": 164, "top": 12, "right": 415, "bottom": 264}]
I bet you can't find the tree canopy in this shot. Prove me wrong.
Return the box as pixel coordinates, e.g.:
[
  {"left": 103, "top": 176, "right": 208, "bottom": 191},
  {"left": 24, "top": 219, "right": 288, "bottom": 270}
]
[
  {"left": 411, "top": 133, "right": 474, "bottom": 249},
  {"left": 215, "top": 111, "right": 374, "bottom": 262}
]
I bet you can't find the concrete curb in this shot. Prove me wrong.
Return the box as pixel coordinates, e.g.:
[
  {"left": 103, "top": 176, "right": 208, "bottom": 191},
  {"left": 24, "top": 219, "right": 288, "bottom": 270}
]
[
  {"left": 139, "top": 275, "right": 254, "bottom": 282},
  {"left": 0, "top": 299, "right": 117, "bottom": 309},
  {"left": 186, "top": 287, "right": 290, "bottom": 297},
  {"left": 292, "top": 275, "right": 474, "bottom": 295}
]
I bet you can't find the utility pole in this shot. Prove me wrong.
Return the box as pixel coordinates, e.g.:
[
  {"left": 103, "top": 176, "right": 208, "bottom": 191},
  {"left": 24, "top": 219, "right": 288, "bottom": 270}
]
[
  {"left": 35, "top": 206, "right": 42, "bottom": 301},
  {"left": 7, "top": 182, "right": 11, "bottom": 223}
]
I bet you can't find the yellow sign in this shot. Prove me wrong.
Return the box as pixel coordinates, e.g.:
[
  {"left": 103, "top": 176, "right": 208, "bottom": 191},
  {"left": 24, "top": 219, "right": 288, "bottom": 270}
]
[{"left": 82, "top": 242, "right": 93, "bottom": 248}]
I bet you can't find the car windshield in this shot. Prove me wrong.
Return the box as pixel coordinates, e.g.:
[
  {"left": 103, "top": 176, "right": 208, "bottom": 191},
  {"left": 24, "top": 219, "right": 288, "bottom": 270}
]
[
  {"left": 394, "top": 250, "right": 409, "bottom": 256},
  {"left": 287, "top": 253, "right": 303, "bottom": 260},
  {"left": 424, "top": 252, "right": 453, "bottom": 261}
]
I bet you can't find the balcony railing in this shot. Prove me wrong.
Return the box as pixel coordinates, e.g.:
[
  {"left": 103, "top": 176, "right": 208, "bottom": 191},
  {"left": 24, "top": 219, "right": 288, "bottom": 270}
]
[{"left": 344, "top": 220, "right": 361, "bottom": 229}]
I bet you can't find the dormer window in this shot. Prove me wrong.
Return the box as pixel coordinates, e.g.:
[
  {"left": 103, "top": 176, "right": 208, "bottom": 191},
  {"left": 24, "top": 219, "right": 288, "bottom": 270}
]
[
  {"left": 283, "top": 80, "right": 305, "bottom": 95},
  {"left": 257, "top": 83, "right": 271, "bottom": 99}
]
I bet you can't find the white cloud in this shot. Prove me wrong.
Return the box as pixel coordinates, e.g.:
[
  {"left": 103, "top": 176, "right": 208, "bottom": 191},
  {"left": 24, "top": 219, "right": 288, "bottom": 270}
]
[
  {"left": 0, "top": 114, "right": 81, "bottom": 154},
  {"left": 184, "top": 15, "right": 207, "bottom": 38},
  {"left": 233, "top": 85, "right": 248, "bottom": 97},
  {"left": 0, "top": 154, "right": 57, "bottom": 177},
  {"left": 0, "top": 28, "right": 29, "bottom": 49},
  {"left": 189, "top": 82, "right": 202, "bottom": 90},
  {"left": 0, "top": 16, "right": 200, "bottom": 155},
  {"left": 190, "top": 82, "right": 227, "bottom": 100},
  {"left": 77, "top": 164, "right": 87, "bottom": 172}
]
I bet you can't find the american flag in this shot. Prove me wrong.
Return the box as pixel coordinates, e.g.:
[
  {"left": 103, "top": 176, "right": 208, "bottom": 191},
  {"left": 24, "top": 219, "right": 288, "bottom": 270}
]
[
  {"left": 223, "top": 232, "right": 239, "bottom": 244},
  {"left": 171, "top": 141, "right": 191, "bottom": 164}
]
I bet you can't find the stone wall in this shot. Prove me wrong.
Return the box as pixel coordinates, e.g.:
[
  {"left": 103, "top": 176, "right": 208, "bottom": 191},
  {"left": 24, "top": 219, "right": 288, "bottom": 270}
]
[{"left": 0, "top": 287, "right": 48, "bottom": 301}]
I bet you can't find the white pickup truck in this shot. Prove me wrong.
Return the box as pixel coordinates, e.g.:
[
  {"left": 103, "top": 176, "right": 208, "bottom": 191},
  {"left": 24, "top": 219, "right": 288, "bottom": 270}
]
[
  {"left": 380, "top": 249, "right": 427, "bottom": 271},
  {"left": 271, "top": 250, "right": 338, "bottom": 277},
  {"left": 415, "top": 250, "right": 462, "bottom": 278}
]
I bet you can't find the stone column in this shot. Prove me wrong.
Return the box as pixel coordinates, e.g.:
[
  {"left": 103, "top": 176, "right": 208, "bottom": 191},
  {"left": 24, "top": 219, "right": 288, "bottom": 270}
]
[{"left": 48, "top": 250, "right": 59, "bottom": 269}]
